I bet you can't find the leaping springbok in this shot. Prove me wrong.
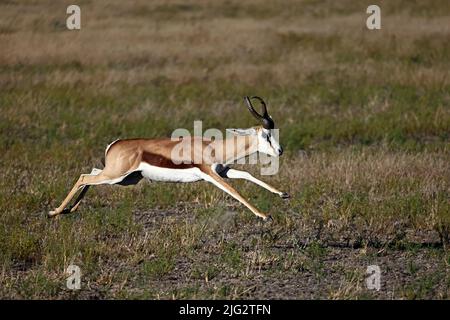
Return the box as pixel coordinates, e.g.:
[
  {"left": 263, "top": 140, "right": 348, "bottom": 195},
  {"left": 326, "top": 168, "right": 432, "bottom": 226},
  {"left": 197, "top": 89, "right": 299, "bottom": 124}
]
[{"left": 49, "top": 96, "right": 289, "bottom": 221}]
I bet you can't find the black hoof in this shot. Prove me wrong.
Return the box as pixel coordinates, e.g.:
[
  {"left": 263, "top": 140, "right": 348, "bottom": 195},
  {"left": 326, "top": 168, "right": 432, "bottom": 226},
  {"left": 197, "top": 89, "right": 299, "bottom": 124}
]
[
  {"left": 264, "top": 215, "right": 274, "bottom": 222},
  {"left": 281, "top": 192, "right": 291, "bottom": 199}
]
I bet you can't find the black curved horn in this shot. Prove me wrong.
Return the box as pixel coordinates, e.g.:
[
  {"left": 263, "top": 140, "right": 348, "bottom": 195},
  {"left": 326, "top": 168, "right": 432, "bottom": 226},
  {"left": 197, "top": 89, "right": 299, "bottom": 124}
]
[
  {"left": 244, "top": 96, "right": 263, "bottom": 120},
  {"left": 243, "top": 96, "right": 274, "bottom": 129},
  {"left": 250, "top": 96, "right": 268, "bottom": 117}
]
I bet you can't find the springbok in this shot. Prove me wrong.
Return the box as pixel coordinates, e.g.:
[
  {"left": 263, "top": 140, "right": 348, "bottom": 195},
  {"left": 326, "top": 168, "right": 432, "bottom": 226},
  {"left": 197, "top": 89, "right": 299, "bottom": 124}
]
[{"left": 49, "top": 96, "right": 289, "bottom": 220}]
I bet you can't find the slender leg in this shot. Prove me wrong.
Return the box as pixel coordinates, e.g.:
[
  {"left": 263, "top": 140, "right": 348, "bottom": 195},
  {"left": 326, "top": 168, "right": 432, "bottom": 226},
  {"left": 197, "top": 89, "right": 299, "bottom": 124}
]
[
  {"left": 68, "top": 168, "right": 102, "bottom": 213},
  {"left": 49, "top": 171, "right": 112, "bottom": 217},
  {"left": 68, "top": 185, "right": 90, "bottom": 213},
  {"left": 219, "top": 167, "right": 290, "bottom": 199},
  {"left": 199, "top": 166, "right": 271, "bottom": 220}
]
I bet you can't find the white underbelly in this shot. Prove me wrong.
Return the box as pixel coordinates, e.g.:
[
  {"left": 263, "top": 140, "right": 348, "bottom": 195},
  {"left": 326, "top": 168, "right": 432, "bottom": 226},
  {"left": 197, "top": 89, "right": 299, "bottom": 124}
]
[{"left": 137, "top": 162, "right": 202, "bottom": 183}]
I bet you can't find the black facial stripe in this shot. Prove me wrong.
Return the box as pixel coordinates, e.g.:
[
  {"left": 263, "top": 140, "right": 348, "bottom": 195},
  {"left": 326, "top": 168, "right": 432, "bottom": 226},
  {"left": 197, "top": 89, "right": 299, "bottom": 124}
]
[
  {"left": 262, "top": 130, "right": 272, "bottom": 146},
  {"left": 267, "top": 134, "right": 272, "bottom": 146}
]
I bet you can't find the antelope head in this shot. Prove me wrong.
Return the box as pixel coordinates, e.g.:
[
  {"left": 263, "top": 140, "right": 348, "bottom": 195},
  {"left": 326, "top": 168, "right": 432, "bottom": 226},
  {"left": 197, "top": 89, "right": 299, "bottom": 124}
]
[{"left": 244, "top": 96, "right": 283, "bottom": 157}]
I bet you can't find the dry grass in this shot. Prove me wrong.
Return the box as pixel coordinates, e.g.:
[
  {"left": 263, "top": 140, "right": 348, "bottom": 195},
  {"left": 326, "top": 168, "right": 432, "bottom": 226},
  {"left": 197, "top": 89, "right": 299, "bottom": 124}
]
[{"left": 0, "top": 0, "right": 449, "bottom": 299}]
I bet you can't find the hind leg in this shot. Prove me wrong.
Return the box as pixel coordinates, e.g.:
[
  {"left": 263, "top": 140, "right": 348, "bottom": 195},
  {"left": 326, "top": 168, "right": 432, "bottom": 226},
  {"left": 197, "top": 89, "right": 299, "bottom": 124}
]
[
  {"left": 67, "top": 185, "right": 90, "bottom": 213},
  {"left": 49, "top": 169, "right": 112, "bottom": 217},
  {"left": 67, "top": 168, "right": 102, "bottom": 213}
]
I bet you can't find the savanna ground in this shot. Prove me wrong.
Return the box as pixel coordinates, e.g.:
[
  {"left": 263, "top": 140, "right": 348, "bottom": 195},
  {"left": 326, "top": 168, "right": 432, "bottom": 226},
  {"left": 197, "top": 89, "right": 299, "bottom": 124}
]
[{"left": 0, "top": 0, "right": 449, "bottom": 299}]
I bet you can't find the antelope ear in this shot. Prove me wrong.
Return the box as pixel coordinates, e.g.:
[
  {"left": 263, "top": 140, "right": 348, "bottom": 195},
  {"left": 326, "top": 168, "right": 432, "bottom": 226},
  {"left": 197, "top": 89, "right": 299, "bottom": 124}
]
[{"left": 226, "top": 128, "right": 257, "bottom": 136}]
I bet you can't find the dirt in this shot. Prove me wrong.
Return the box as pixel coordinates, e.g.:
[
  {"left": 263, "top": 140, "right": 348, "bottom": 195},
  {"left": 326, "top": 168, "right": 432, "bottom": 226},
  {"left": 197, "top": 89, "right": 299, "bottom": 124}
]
[{"left": 71, "top": 205, "right": 449, "bottom": 299}]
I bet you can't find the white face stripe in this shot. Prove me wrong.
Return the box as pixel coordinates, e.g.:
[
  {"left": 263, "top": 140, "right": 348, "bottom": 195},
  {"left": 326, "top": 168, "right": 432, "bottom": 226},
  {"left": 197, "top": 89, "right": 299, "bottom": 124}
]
[
  {"left": 226, "top": 127, "right": 282, "bottom": 158},
  {"left": 258, "top": 128, "right": 281, "bottom": 157}
]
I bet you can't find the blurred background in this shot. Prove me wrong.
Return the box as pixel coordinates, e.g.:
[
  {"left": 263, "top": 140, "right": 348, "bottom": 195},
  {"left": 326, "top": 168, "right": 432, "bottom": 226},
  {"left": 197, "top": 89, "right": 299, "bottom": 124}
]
[{"left": 0, "top": 0, "right": 449, "bottom": 299}]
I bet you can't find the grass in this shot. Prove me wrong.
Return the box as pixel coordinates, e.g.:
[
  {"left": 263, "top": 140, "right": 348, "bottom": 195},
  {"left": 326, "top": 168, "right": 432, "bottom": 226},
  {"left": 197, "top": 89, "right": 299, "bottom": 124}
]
[{"left": 0, "top": 0, "right": 449, "bottom": 299}]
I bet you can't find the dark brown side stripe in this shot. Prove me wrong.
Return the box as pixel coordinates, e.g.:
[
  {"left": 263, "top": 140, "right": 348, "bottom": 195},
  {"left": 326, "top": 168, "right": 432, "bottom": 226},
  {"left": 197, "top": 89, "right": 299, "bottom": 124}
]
[{"left": 142, "top": 151, "right": 196, "bottom": 169}]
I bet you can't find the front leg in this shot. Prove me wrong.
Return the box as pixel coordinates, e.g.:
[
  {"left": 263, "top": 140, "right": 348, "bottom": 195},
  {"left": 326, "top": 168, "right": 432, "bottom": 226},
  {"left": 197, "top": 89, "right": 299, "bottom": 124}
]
[
  {"left": 217, "top": 166, "right": 290, "bottom": 199},
  {"left": 198, "top": 165, "right": 271, "bottom": 221}
]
